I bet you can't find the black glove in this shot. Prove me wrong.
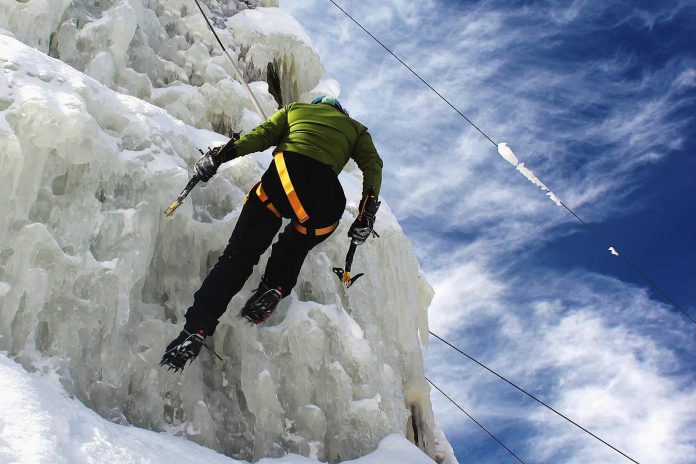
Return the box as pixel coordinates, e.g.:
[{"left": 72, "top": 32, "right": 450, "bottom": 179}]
[
  {"left": 160, "top": 329, "right": 206, "bottom": 372},
  {"left": 193, "top": 142, "right": 238, "bottom": 182},
  {"left": 348, "top": 192, "right": 380, "bottom": 245},
  {"left": 194, "top": 146, "right": 223, "bottom": 182}
]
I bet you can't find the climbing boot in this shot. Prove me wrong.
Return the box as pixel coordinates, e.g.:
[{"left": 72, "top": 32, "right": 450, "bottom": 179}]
[
  {"left": 160, "top": 329, "right": 206, "bottom": 372},
  {"left": 240, "top": 281, "right": 283, "bottom": 324}
]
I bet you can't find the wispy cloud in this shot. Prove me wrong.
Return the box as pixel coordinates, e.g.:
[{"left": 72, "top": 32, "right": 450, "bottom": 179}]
[
  {"left": 281, "top": 1, "right": 695, "bottom": 462},
  {"left": 426, "top": 271, "right": 696, "bottom": 463}
]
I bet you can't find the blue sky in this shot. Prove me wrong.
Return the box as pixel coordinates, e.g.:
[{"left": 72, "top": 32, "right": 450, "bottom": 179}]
[{"left": 281, "top": 1, "right": 695, "bottom": 463}]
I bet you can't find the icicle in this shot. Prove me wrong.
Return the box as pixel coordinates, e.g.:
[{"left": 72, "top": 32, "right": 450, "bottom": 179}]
[
  {"left": 498, "top": 142, "right": 563, "bottom": 207},
  {"left": 609, "top": 247, "right": 620, "bottom": 256}
]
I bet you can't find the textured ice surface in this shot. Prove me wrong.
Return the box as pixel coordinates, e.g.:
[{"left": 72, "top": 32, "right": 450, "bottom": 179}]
[
  {"left": 227, "top": 7, "right": 324, "bottom": 104},
  {"left": 0, "top": 29, "right": 451, "bottom": 463},
  {"left": 0, "top": 353, "right": 436, "bottom": 464},
  {"left": 0, "top": 0, "right": 318, "bottom": 133}
]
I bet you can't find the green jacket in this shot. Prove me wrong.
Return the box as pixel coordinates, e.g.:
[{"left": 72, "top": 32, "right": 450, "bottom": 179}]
[{"left": 232, "top": 102, "right": 383, "bottom": 197}]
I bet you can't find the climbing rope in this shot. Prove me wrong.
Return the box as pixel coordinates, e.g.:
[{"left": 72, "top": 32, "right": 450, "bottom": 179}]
[
  {"left": 192, "top": 0, "right": 268, "bottom": 119},
  {"left": 429, "top": 331, "right": 641, "bottom": 464},
  {"left": 165, "top": 0, "right": 270, "bottom": 217},
  {"left": 426, "top": 377, "right": 528, "bottom": 464},
  {"left": 327, "top": 0, "right": 694, "bottom": 328},
  {"left": 560, "top": 205, "right": 696, "bottom": 325},
  {"left": 327, "top": 0, "right": 496, "bottom": 147}
]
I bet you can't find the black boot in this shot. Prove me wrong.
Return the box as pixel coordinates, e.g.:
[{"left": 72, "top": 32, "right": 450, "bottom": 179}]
[
  {"left": 160, "top": 329, "right": 206, "bottom": 372},
  {"left": 240, "top": 281, "right": 283, "bottom": 324}
]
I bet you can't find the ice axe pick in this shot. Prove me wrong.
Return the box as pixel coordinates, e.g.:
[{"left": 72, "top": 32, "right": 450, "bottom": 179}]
[
  {"left": 333, "top": 240, "right": 364, "bottom": 288},
  {"left": 333, "top": 230, "right": 378, "bottom": 289}
]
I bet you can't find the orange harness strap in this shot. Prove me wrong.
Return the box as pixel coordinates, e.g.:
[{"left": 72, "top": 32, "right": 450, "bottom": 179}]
[
  {"left": 293, "top": 221, "right": 338, "bottom": 237},
  {"left": 274, "top": 152, "right": 309, "bottom": 224},
  {"left": 255, "top": 183, "right": 281, "bottom": 219}
]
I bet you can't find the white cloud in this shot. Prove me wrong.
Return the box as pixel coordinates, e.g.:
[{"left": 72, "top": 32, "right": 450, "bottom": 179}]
[
  {"left": 285, "top": 1, "right": 693, "bottom": 233},
  {"left": 281, "top": 1, "right": 696, "bottom": 462},
  {"left": 428, "top": 260, "right": 506, "bottom": 336},
  {"left": 425, "top": 269, "right": 696, "bottom": 463}
]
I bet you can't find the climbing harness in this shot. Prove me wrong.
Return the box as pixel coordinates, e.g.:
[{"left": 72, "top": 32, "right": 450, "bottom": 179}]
[
  {"left": 254, "top": 183, "right": 282, "bottom": 218},
  {"left": 274, "top": 152, "right": 309, "bottom": 223},
  {"left": 250, "top": 177, "right": 338, "bottom": 237},
  {"left": 293, "top": 222, "right": 338, "bottom": 237}
]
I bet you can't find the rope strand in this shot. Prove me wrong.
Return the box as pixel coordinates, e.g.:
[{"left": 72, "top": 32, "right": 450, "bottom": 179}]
[
  {"left": 327, "top": 0, "right": 694, "bottom": 328},
  {"left": 192, "top": 0, "right": 267, "bottom": 118},
  {"left": 426, "top": 377, "right": 528, "bottom": 464},
  {"left": 559, "top": 203, "right": 696, "bottom": 325},
  {"left": 429, "top": 331, "right": 641, "bottom": 464},
  {"left": 327, "top": 0, "right": 497, "bottom": 146}
]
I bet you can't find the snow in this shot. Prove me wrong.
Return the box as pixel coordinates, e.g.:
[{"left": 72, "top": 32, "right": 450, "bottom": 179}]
[
  {"left": 497, "top": 142, "right": 520, "bottom": 166},
  {"left": 228, "top": 7, "right": 314, "bottom": 46},
  {"left": 0, "top": 352, "right": 434, "bottom": 464},
  {"left": 0, "top": 1, "right": 456, "bottom": 463},
  {"left": 0, "top": 0, "right": 314, "bottom": 130},
  {"left": 226, "top": 7, "right": 325, "bottom": 104}
]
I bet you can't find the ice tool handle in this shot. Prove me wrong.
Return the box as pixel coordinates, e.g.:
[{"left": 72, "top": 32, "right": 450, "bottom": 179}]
[
  {"left": 333, "top": 241, "right": 362, "bottom": 288},
  {"left": 165, "top": 170, "right": 201, "bottom": 217},
  {"left": 332, "top": 231, "right": 379, "bottom": 288},
  {"left": 333, "top": 188, "right": 380, "bottom": 288}
]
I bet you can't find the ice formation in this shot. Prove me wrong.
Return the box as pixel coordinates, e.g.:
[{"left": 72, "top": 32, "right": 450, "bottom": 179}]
[
  {"left": 0, "top": 353, "right": 438, "bottom": 464},
  {"left": 497, "top": 142, "right": 563, "bottom": 206},
  {"left": 0, "top": 0, "right": 320, "bottom": 132},
  {"left": 0, "top": 2, "right": 455, "bottom": 463}
]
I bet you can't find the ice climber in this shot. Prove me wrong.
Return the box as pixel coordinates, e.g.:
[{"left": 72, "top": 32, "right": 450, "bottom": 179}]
[{"left": 160, "top": 96, "right": 383, "bottom": 371}]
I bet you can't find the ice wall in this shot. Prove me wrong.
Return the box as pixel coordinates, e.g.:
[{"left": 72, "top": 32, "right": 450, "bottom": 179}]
[
  {"left": 0, "top": 352, "right": 438, "bottom": 464},
  {"left": 0, "top": 0, "right": 320, "bottom": 133},
  {"left": 0, "top": 18, "right": 453, "bottom": 464}
]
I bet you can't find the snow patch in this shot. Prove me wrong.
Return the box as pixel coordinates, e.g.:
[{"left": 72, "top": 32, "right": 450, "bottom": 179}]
[
  {"left": 229, "top": 7, "right": 313, "bottom": 46},
  {"left": 0, "top": 353, "right": 435, "bottom": 464}
]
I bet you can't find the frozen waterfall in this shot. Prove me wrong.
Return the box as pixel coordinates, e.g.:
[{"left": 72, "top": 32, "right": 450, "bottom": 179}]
[{"left": 0, "top": 2, "right": 456, "bottom": 463}]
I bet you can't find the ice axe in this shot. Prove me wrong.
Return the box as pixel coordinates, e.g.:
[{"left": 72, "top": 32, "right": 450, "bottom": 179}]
[
  {"left": 333, "top": 230, "right": 379, "bottom": 289},
  {"left": 334, "top": 187, "right": 380, "bottom": 288},
  {"left": 165, "top": 134, "right": 240, "bottom": 217},
  {"left": 164, "top": 169, "right": 201, "bottom": 217},
  {"left": 333, "top": 240, "right": 363, "bottom": 288},
  {"left": 164, "top": 147, "right": 215, "bottom": 217}
]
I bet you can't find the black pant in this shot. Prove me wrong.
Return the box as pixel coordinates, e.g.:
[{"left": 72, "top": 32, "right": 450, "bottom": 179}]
[{"left": 184, "top": 152, "right": 346, "bottom": 334}]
